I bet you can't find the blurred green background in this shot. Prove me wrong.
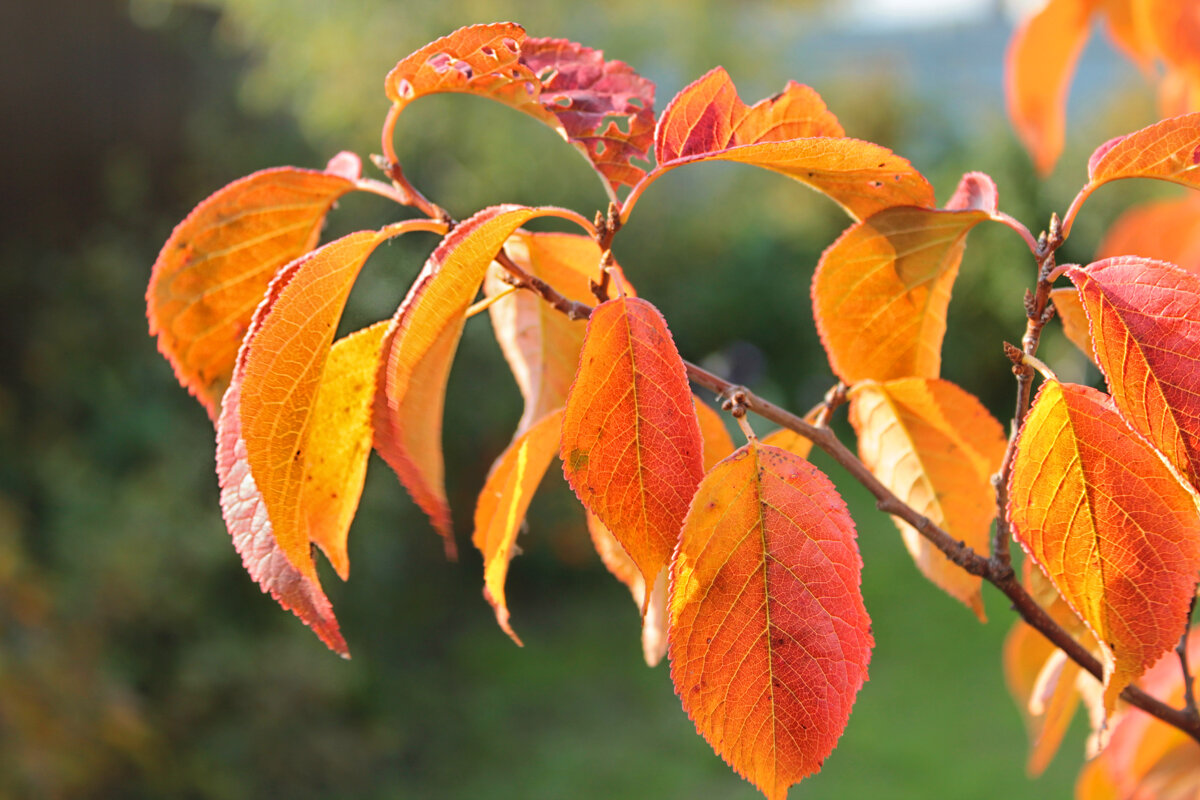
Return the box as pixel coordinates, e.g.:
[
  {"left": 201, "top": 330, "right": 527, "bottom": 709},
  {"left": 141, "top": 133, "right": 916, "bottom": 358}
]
[{"left": 0, "top": 0, "right": 1175, "bottom": 797}]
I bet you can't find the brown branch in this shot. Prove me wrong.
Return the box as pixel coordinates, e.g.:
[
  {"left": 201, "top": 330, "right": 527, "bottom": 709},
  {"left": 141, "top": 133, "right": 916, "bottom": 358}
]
[{"left": 1180, "top": 591, "right": 1199, "bottom": 720}]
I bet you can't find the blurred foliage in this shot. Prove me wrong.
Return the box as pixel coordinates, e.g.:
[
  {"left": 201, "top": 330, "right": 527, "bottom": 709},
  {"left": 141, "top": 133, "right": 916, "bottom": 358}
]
[{"left": 1, "top": 0, "right": 1176, "bottom": 796}]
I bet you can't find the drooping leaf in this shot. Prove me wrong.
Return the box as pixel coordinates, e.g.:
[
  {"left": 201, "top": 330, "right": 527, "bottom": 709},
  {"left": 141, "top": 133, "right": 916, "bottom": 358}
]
[
  {"left": 693, "top": 396, "right": 736, "bottom": 469},
  {"left": 1069, "top": 113, "right": 1200, "bottom": 231},
  {"left": 1049, "top": 286, "right": 1098, "bottom": 366},
  {"left": 1095, "top": 194, "right": 1200, "bottom": 272},
  {"left": 375, "top": 205, "right": 579, "bottom": 554},
  {"left": 638, "top": 68, "right": 932, "bottom": 220},
  {"left": 1008, "top": 380, "right": 1200, "bottom": 712},
  {"left": 472, "top": 407, "right": 564, "bottom": 645},
  {"left": 760, "top": 428, "right": 813, "bottom": 460},
  {"left": 669, "top": 443, "right": 872, "bottom": 799},
  {"left": 849, "top": 378, "right": 1005, "bottom": 619},
  {"left": 1003, "top": 621, "right": 1085, "bottom": 775},
  {"left": 147, "top": 156, "right": 361, "bottom": 417},
  {"left": 1067, "top": 256, "right": 1200, "bottom": 490},
  {"left": 483, "top": 232, "right": 612, "bottom": 435},
  {"left": 812, "top": 173, "right": 997, "bottom": 383},
  {"left": 302, "top": 321, "right": 390, "bottom": 581},
  {"left": 561, "top": 296, "right": 705, "bottom": 589},
  {"left": 1004, "top": 0, "right": 1095, "bottom": 175},
  {"left": 384, "top": 23, "right": 655, "bottom": 197}
]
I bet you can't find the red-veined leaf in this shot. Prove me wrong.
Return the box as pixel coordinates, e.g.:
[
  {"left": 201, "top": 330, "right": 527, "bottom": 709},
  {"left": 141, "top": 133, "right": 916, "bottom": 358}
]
[
  {"left": 482, "top": 232, "right": 620, "bottom": 435},
  {"left": 1004, "top": 0, "right": 1095, "bottom": 175},
  {"left": 375, "top": 205, "right": 581, "bottom": 555},
  {"left": 634, "top": 67, "right": 931, "bottom": 221},
  {"left": 812, "top": 173, "right": 998, "bottom": 383},
  {"left": 216, "top": 221, "right": 437, "bottom": 655},
  {"left": 1049, "top": 286, "right": 1098, "bottom": 366},
  {"left": 1095, "top": 194, "right": 1200, "bottom": 272},
  {"left": 561, "top": 296, "right": 704, "bottom": 590},
  {"left": 472, "top": 407, "right": 564, "bottom": 646},
  {"left": 1003, "top": 621, "right": 1085, "bottom": 775},
  {"left": 849, "top": 378, "right": 1005, "bottom": 618},
  {"left": 148, "top": 155, "right": 361, "bottom": 417},
  {"left": 1067, "top": 256, "right": 1200, "bottom": 490},
  {"left": 1067, "top": 113, "right": 1200, "bottom": 233},
  {"left": 1008, "top": 380, "right": 1200, "bottom": 713},
  {"left": 383, "top": 23, "right": 654, "bottom": 197},
  {"left": 669, "top": 442, "right": 872, "bottom": 799}
]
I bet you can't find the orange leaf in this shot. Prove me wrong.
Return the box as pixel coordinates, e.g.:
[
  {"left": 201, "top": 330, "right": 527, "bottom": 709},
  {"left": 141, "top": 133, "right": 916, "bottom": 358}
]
[
  {"left": 812, "top": 173, "right": 997, "bottom": 383},
  {"left": 669, "top": 443, "right": 872, "bottom": 798},
  {"left": 482, "top": 232, "right": 614, "bottom": 435},
  {"left": 848, "top": 378, "right": 1005, "bottom": 619},
  {"left": 561, "top": 296, "right": 704, "bottom": 590},
  {"left": 1067, "top": 257, "right": 1200, "bottom": 490},
  {"left": 216, "top": 224, "right": 422, "bottom": 657},
  {"left": 1004, "top": 0, "right": 1096, "bottom": 175},
  {"left": 759, "top": 428, "right": 813, "bottom": 460},
  {"left": 1003, "top": 621, "right": 1084, "bottom": 775},
  {"left": 1096, "top": 194, "right": 1200, "bottom": 272},
  {"left": 640, "top": 67, "right": 931, "bottom": 220},
  {"left": 586, "top": 513, "right": 669, "bottom": 666},
  {"left": 693, "top": 396, "right": 736, "bottom": 470},
  {"left": 1068, "top": 113, "right": 1200, "bottom": 232},
  {"left": 375, "top": 205, "right": 577, "bottom": 554},
  {"left": 384, "top": 23, "right": 655, "bottom": 197},
  {"left": 301, "top": 321, "right": 390, "bottom": 581},
  {"left": 1049, "top": 286, "right": 1098, "bottom": 366},
  {"left": 1008, "top": 381, "right": 1200, "bottom": 713},
  {"left": 472, "top": 407, "right": 564, "bottom": 646},
  {"left": 147, "top": 155, "right": 361, "bottom": 417}
]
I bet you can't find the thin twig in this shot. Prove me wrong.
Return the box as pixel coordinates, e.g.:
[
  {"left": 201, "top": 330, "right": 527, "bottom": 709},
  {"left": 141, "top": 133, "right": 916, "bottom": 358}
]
[{"left": 1180, "top": 591, "right": 1199, "bottom": 718}]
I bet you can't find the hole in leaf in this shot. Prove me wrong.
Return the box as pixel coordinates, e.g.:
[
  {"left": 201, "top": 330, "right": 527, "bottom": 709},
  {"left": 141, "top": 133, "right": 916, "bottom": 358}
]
[
  {"left": 480, "top": 45, "right": 496, "bottom": 58},
  {"left": 502, "top": 37, "right": 519, "bottom": 54},
  {"left": 427, "top": 52, "right": 451, "bottom": 72},
  {"left": 553, "top": 96, "right": 572, "bottom": 108},
  {"left": 599, "top": 114, "right": 632, "bottom": 135},
  {"left": 594, "top": 141, "right": 607, "bottom": 155},
  {"left": 395, "top": 78, "right": 414, "bottom": 100},
  {"left": 524, "top": 81, "right": 537, "bottom": 96},
  {"left": 452, "top": 60, "right": 474, "bottom": 79},
  {"left": 1192, "top": 144, "right": 1200, "bottom": 165},
  {"left": 628, "top": 97, "right": 644, "bottom": 109},
  {"left": 869, "top": 180, "right": 883, "bottom": 188}
]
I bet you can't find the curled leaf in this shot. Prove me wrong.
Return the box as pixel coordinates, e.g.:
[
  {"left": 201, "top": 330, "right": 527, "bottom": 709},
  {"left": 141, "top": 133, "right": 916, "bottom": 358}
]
[
  {"left": 670, "top": 443, "right": 872, "bottom": 799},
  {"left": 561, "top": 296, "right": 704, "bottom": 590},
  {"left": 1008, "top": 381, "right": 1200, "bottom": 713},
  {"left": 148, "top": 158, "right": 360, "bottom": 417}
]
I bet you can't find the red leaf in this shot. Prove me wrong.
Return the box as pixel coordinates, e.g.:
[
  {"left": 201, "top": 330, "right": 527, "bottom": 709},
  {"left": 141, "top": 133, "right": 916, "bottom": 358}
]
[
  {"left": 147, "top": 157, "right": 360, "bottom": 417},
  {"left": 1067, "top": 256, "right": 1200, "bottom": 490},
  {"left": 384, "top": 23, "right": 654, "bottom": 197},
  {"left": 669, "top": 443, "right": 872, "bottom": 798},
  {"left": 1008, "top": 381, "right": 1200, "bottom": 713},
  {"left": 561, "top": 296, "right": 704, "bottom": 590}
]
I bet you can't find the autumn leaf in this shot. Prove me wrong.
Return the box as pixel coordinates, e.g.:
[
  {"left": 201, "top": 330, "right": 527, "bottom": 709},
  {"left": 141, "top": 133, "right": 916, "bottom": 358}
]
[
  {"left": 1067, "top": 113, "right": 1200, "bottom": 234},
  {"left": 472, "top": 408, "right": 564, "bottom": 646},
  {"left": 383, "top": 23, "right": 655, "bottom": 198},
  {"left": 1049, "top": 286, "right": 1097, "bottom": 366},
  {"left": 849, "top": 378, "right": 1005, "bottom": 619},
  {"left": 1003, "top": 621, "right": 1086, "bottom": 775},
  {"left": 1004, "top": 0, "right": 1095, "bottom": 175},
  {"left": 483, "top": 232, "right": 616, "bottom": 435},
  {"left": 561, "top": 296, "right": 705, "bottom": 590},
  {"left": 1095, "top": 194, "right": 1200, "bottom": 272},
  {"left": 812, "top": 172, "right": 998, "bottom": 383},
  {"left": 147, "top": 154, "right": 362, "bottom": 417},
  {"left": 669, "top": 443, "right": 872, "bottom": 799},
  {"left": 693, "top": 396, "right": 736, "bottom": 470},
  {"left": 759, "top": 428, "right": 813, "bottom": 460},
  {"left": 1067, "top": 256, "right": 1200, "bottom": 490},
  {"left": 1008, "top": 380, "right": 1200, "bottom": 713},
  {"left": 375, "top": 205, "right": 581, "bottom": 555},
  {"left": 631, "top": 67, "right": 932, "bottom": 221}
]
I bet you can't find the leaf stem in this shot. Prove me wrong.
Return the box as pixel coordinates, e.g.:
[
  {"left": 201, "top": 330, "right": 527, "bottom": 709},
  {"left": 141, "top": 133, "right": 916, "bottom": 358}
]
[{"left": 1179, "top": 591, "right": 1199, "bottom": 719}]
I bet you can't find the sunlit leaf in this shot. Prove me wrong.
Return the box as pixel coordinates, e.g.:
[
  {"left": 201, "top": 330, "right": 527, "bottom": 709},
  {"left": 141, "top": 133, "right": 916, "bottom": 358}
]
[
  {"left": 147, "top": 156, "right": 360, "bottom": 417},
  {"left": 1003, "top": 621, "right": 1085, "bottom": 775},
  {"left": 472, "top": 408, "right": 564, "bottom": 645},
  {"left": 1067, "top": 256, "right": 1200, "bottom": 490},
  {"left": 760, "top": 428, "right": 813, "bottom": 460},
  {"left": 1049, "top": 286, "right": 1097, "bottom": 366},
  {"left": 670, "top": 443, "right": 872, "bottom": 799},
  {"left": 561, "top": 296, "right": 704, "bottom": 590},
  {"left": 1095, "top": 194, "right": 1200, "bottom": 272},
  {"left": 812, "top": 173, "right": 997, "bottom": 383},
  {"left": 639, "top": 67, "right": 931, "bottom": 220},
  {"left": 1008, "top": 380, "right": 1200, "bottom": 712},
  {"left": 384, "top": 23, "right": 655, "bottom": 196},
  {"left": 849, "top": 378, "right": 1005, "bottom": 619},
  {"left": 693, "top": 396, "right": 736, "bottom": 469},
  {"left": 375, "top": 205, "right": 577, "bottom": 555},
  {"left": 1004, "top": 0, "right": 1095, "bottom": 175}
]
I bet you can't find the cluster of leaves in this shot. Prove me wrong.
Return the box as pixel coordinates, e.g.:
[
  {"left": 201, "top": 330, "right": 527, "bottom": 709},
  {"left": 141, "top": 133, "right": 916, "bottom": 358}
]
[{"left": 148, "top": 20, "right": 1200, "bottom": 799}]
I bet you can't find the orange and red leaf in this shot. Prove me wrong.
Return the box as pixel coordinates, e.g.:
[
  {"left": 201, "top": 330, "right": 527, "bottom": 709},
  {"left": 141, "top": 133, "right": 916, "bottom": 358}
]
[
  {"left": 561, "top": 296, "right": 705, "bottom": 590},
  {"left": 669, "top": 443, "right": 872, "bottom": 799},
  {"left": 1008, "top": 381, "right": 1200, "bottom": 713},
  {"left": 1095, "top": 194, "right": 1200, "bottom": 272},
  {"left": 147, "top": 156, "right": 360, "bottom": 417}
]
